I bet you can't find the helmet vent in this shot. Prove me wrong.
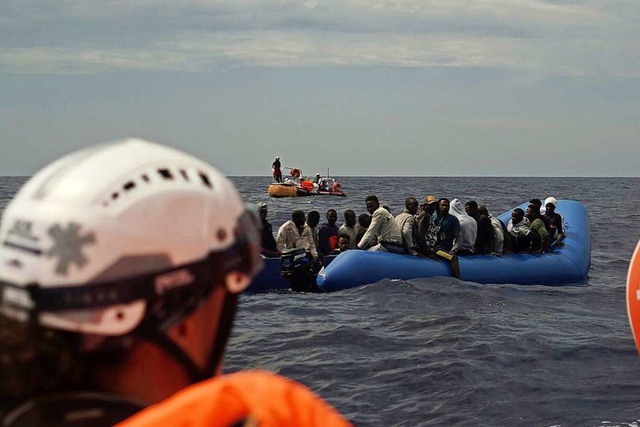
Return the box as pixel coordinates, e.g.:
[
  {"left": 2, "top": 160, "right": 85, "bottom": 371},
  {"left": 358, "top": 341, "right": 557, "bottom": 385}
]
[
  {"left": 199, "top": 172, "right": 212, "bottom": 189},
  {"left": 158, "top": 168, "right": 173, "bottom": 180},
  {"left": 100, "top": 167, "right": 214, "bottom": 208}
]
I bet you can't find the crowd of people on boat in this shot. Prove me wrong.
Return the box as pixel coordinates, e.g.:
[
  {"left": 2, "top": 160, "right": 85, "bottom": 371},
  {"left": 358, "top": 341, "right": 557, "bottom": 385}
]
[{"left": 258, "top": 195, "right": 565, "bottom": 262}]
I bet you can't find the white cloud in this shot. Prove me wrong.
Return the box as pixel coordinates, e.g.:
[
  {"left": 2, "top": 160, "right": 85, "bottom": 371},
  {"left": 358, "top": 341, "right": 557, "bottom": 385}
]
[{"left": 0, "top": 0, "right": 637, "bottom": 76}]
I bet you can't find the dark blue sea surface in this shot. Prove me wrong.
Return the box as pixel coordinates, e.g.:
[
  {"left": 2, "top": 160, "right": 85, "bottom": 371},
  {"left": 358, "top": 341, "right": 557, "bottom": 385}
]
[{"left": 2, "top": 176, "right": 640, "bottom": 426}]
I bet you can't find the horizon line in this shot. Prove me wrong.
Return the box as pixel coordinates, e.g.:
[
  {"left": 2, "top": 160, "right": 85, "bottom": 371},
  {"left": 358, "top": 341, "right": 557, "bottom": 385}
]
[{"left": 2, "top": 174, "right": 639, "bottom": 179}]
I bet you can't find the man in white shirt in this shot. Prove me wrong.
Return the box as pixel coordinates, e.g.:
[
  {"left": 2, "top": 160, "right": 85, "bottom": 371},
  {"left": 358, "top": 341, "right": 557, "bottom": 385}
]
[
  {"left": 276, "top": 210, "right": 318, "bottom": 259},
  {"left": 395, "top": 197, "right": 419, "bottom": 255},
  {"left": 358, "top": 195, "right": 403, "bottom": 253},
  {"left": 338, "top": 209, "right": 358, "bottom": 249}
]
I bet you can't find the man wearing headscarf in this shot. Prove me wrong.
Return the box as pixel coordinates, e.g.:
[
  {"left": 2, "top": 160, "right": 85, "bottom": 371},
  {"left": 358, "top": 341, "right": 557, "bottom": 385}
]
[
  {"left": 465, "top": 200, "right": 493, "bottom": 255},
  {"left": 449, "top": 198, "right": 477, "bottom": 255}
]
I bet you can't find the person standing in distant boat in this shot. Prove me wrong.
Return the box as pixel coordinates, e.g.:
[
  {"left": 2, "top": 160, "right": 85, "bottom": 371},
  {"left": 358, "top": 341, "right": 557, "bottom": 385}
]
[{"left": 272, "top": 156, "right": 282, "bottom": 182}]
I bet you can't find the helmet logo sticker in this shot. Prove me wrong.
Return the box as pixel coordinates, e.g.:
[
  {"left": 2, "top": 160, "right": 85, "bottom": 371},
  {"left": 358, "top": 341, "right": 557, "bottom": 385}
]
[
  {"left": 155, "top": 269, "right": 195, "bottom": 294},
  {"left": 3, "top": 219, "right": 43, "bottom": 256},
  {"left": 47, "top": 223, "right": 96, "bottom": 275},
  {"left": 8, "top": 220, "right": 40, "bottom": 242}
]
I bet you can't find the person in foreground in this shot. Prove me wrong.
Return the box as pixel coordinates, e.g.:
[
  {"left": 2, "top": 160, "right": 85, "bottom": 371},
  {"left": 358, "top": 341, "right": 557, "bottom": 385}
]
[{"left": 0, "top": 139, "right": 350, "bottom": 426}]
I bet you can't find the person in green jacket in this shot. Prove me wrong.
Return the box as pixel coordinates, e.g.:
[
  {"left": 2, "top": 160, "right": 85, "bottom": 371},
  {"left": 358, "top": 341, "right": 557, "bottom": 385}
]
[{"left": 526, "top": 203, "right": 550, "bottom": 252}]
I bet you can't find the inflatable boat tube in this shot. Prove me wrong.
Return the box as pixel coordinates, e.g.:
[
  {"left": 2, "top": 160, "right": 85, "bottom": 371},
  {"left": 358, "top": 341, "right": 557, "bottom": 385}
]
[
  {"left": 246, "top": 255, "right": 337, "bottom": 293},
  {"left": 267, "top": 183, "right": 348, "bottom": 198},
  {"left": 317, "top": 200, "right": 590, "bottom": 292},
  {"left": 267, "top": 184, "right": 299, "bottom": 198}
]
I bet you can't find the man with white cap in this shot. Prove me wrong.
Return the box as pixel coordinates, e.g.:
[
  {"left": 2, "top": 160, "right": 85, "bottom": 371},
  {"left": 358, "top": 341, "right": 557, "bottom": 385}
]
[{"left": 543, "top": 197, "right": 565, "bottom": 248}]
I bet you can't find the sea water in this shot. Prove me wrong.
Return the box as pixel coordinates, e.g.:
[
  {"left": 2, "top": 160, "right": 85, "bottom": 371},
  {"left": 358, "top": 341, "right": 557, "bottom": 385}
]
[{"left": 2, "top": 176, "right": 640, "bottom": 426}]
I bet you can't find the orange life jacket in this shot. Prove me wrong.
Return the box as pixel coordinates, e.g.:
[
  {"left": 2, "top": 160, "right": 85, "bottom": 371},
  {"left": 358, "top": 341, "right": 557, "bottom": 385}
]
[
  {"left": 300, "top": 180, "right": 314, "bottom": 192},
  {"left": 117, "top": 370, "right": 351, "bottom": 427},
  {"left": 328, "top": 235, "right": 338, "bottom": 250}
]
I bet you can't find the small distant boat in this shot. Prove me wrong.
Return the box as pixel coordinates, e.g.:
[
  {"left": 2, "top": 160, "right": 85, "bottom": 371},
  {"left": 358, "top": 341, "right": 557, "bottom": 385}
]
[{"left": 267, "top": 167, "right": 347, "bottom": 198}]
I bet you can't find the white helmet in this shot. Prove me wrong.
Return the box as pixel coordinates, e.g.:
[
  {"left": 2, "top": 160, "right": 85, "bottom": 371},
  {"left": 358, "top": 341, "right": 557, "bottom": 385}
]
[
  {"left": 0, "top": 138, "right": 262, "bottom": 340},
  {"left": 544, "top": 197, "right": 558, "bottom": 207}
]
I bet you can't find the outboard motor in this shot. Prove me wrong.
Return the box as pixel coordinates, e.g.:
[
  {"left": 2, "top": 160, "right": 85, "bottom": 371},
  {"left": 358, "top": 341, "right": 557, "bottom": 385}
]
[{"left": 281, "top": 248, "right": 319, "bottom": 292}]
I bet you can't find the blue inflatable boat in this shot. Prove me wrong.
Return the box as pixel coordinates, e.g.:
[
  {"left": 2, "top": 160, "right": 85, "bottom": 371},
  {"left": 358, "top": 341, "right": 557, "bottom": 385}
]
[{"left": 316, "top": 200, "right": 591, "bottom": 292}]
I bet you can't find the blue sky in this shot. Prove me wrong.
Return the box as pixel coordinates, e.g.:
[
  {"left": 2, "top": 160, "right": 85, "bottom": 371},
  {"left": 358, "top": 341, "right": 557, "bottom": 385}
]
[{"left": 1, "top": 0, "right": 638, "bottom": 176}]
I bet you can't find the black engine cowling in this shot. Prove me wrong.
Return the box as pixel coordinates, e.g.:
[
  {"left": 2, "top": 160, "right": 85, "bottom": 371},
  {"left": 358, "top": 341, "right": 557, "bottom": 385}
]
[{"left": 280, "top": 248, "right": 320, "bottom": 292}]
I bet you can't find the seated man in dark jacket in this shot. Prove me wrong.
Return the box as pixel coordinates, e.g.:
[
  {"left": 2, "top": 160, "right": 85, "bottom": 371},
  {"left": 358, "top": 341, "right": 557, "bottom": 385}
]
[
  {"left": 525, "top": 204, "right": 550, "bottom": 253},
  {"left": 465, "top": 200, "right": 494, "bottom": 255},
  {"left": 259, "top": 202, "right": 279, "bottom": 257},
  {"left": 318, "top": 209, "right": 340, "bottom": 256},
  {"left": 506, "top": 208, "right": 534, "bottom": 253}
]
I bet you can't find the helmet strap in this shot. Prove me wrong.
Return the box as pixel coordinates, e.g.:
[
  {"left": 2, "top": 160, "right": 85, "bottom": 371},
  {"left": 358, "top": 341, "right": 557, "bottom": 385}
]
[
  {"left": 138, "top": 290, "right": 238, "bottom": 384},
  {"left": 205, "top": 291, "right": 238, "bottom": 375},
  {"left": 143, "top": 328, "right": 208, "bottom": 383}
]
